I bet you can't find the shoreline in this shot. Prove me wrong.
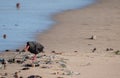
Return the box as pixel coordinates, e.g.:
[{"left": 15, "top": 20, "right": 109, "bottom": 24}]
[{"left": 0, "top": 0, "right": 95, "bottom": 52}]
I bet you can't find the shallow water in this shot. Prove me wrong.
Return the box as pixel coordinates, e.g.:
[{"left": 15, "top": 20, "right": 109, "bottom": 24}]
[{"left": 0, "top": 0, "right": 95, "bottom": 52}]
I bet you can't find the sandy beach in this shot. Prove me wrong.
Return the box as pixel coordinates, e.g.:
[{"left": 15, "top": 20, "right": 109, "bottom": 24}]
[
  {"left": 1, "top": 0, "right": 120, "bottom": 78},
  {"left": 38, "top": 0, "right": 120, "bottom": 53}
]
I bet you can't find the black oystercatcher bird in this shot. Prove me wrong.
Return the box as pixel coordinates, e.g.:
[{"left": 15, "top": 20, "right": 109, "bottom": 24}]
[{"left": 24, "top": 41, "right": 44, "bottom": 62}]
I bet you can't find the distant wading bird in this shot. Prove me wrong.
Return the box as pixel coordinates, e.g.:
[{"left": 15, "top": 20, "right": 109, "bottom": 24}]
[
  {"left": 16, "top": 3, "right": 20, "bottom": 9},
  {"left": 3, "top": 34, "right": 7, "bottom": 39}
]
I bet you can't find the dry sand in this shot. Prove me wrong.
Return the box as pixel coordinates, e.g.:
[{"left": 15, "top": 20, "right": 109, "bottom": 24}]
[{"left": 1, "top": 0, "right": 120, "bottom": 78}]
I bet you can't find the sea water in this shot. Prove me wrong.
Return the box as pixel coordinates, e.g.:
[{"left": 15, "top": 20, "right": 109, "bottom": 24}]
[{"left": 0, "top": 0, "right": 95, "bottom": 51}]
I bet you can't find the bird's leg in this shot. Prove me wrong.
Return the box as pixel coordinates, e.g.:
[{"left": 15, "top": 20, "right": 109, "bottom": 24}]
[{"left": 32, "top": 54, "right": 37, "bottom": 63}]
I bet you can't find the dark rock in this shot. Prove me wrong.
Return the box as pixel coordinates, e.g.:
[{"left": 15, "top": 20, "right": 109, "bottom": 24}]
[
  {"left": 92, "top": 48, "right": 96, "bottom": 52},
  {"left": 5, "top": 49, "right": 10, "bottom": 52},
  {"left": 28, "top": 75, "right": 42, "bottom": 78},
  {"left": 22, "top": 67, "right": 30, "bottom": 70},
  {"left": 16, "top": 49, "right": 20, "bottom": 52}
]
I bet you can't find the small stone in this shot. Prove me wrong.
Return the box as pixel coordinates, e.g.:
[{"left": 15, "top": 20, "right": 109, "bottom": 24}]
[
  {"left": 57, "top": 77, "right": 64, "bottom": 78},
  {"left": 22, "top": 67, "right": 30, "bottom": 70},
  {"left": 5, "top": 49, "right": 10, "bottom": 52},
  {"left": 19, "top": 76, "right": 23, "bottom": 78},
  {"left": 16, "top": 49, "right": 20, "bottom": 52},
  {"left": 74, "top": 51, "right": 78, "bottom": 52},
  {"left": 28, "top": 75, "right": 42, "bottom": 78},
  {"left": 92, "top": 48, "right": 96, "bottom": 52},
  {"left": 4, "top": 73, "right": 8, "bottom": 76},
  {"left": 51, "top": 51, "right": 56, "bottom": 53},
  {"left": 90, "top": 35, "right": 96, "bottom": 40},
  {"left": 14, "top": 72, "right": 18, "bottom": 78}
]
